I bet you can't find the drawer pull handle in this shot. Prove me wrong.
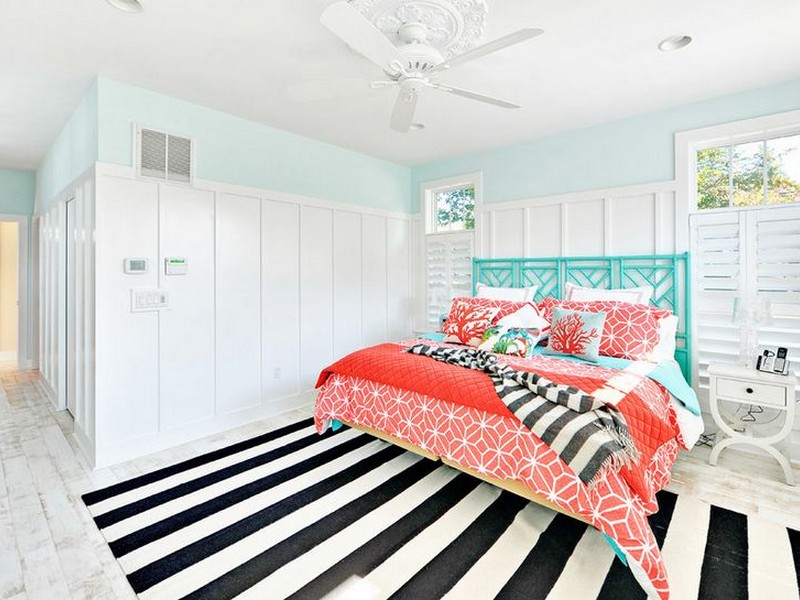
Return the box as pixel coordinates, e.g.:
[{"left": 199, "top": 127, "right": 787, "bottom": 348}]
[{"left": 745, "top": 387, "right": 754, "bottom": 394}]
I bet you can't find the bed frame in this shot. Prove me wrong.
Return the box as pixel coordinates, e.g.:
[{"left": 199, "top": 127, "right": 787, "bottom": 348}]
[
  {"left": 328, "top": 252, "right": 692, "bottom": 593},
  {"left": 472, "top": 252, "right": 692, "bottom": 383}
]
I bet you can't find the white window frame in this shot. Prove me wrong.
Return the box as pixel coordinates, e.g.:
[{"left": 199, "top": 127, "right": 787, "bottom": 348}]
[
  {"left": 417, "top": 172, "right": 483, "bottom": 329},
  {"left": 676, "top": 109, "right": 800, "bottom": 215},
  {"left": 676, "top": 110, "right": 800, "bottom": 392}
]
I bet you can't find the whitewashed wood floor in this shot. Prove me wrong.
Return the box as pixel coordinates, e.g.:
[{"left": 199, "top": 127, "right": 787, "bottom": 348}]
[{"left": 1, "top": 363, "right": 798, "bottom": 599}]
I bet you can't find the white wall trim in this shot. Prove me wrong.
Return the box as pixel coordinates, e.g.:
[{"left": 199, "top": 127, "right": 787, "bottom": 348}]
[{"left": 95, "top": 162, "right": 415, "bottom": 222}]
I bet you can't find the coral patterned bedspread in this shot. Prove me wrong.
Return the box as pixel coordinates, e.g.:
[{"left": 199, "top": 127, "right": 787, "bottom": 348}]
[{"left": 314, "top": 340, "right": 686, "bottom": 599}]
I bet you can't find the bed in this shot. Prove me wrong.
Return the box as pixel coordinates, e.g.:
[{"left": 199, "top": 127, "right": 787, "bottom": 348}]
[{"left": 314, "top": 253, "right": 700, "bottom": 599}]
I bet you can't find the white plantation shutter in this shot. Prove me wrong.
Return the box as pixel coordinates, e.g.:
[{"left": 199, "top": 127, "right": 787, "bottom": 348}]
[
  {"left": 426, "top": 231, "right": 473, "bottom": 328},
  {"left": 691, "top": 211, "right": 743, "bottom": 391},
  {"left": 691, "top": 205, "right": 800, "bottom": 396},
  {"left": 754, "top": 207, "right": 800, "bottom": 375}
]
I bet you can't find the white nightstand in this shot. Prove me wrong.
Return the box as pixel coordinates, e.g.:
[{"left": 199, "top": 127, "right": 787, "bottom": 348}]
[{"left": 708, "top": 363, "right": 797, "bottom": 486}]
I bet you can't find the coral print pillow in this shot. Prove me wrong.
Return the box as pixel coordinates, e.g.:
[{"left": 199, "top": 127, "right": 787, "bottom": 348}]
[
  {"left": 442, "top": 298, "right": 500, "bottom": 346},
  {"left": 544, "top": 308, "right": 606, "bottom": 362},
  {"left": 537, "top": 297, "right": 671, "bottom": 360},
  {"left": 478, "top": 325, "right": 546, "bottom": 358}
]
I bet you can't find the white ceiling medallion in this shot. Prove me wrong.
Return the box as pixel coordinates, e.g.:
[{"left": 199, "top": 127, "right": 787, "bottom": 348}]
[{"left": 351, "top": 0, "right": 489, "bottom": 59}]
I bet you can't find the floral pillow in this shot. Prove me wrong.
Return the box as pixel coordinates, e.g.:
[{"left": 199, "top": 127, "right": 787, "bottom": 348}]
[
  {"left": 543, "top": 308, "right": 606, "bottom": 362},
  {"left": 442, "top": 298, "right": 500, "bottom": 346},
  {"left": 478, "top": 325, "right": 547, "bottom": 358}
]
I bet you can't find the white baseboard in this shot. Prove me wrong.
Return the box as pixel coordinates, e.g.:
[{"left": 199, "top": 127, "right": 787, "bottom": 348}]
[{"left": 91, "top": 390, "right": 317, "bottom": 469}]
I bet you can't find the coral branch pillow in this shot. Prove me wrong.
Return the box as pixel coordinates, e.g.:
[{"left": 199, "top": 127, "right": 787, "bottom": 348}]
[
  {"left": 442, "top": 298, "right": 500, "bottom": 346},
  {"left": 537, "top": 297, "right": 672, "bottom": 360},
  {"left": 544, "top": 308, "right": 606, "bottom": 362},
  {"left": 443, "top": 297, "right": 532, "bottom": 329}
]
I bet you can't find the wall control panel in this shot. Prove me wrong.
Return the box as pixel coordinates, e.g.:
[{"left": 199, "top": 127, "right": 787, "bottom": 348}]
[
  {"left": 165, "top": 257, "right": 188, "bottom": 275},
  {"left": 124, "top": 258, "right": 149, "bottom": 274},
  {"left": 131, "top": 289, "right": 169, "bottom": 312}
]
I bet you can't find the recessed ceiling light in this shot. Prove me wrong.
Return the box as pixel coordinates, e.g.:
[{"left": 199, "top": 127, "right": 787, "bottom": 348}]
[
  {"left": 410, "top": 123, "right": 425, "bottom": 131},
  {"left": 105, "top": 0, "right": 143, "bottom": 13},
  {"left": 658, "top": 35, "right": 692, "bottom": 52}
]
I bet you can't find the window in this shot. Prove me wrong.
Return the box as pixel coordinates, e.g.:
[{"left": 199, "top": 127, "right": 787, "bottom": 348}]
[
  {"left": 677, "top": 111, "right": 800, "bottom": 395},
  {"left": 696, "top": 133, "right": 800, "bottom": 210},
  {"left": 421, "top": 174, "right": 482, "bottom": 329},
  {"left": 428, "top": 186, "right": 475, "bottom": 233}
]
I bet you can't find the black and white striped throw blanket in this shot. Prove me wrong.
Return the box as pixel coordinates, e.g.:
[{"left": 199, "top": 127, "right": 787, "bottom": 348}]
[{"left": 405, "top": 344, "right": 639, "bottom": 485}]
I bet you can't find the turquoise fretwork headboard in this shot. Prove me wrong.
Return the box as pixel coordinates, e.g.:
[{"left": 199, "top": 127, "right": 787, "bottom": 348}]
[{"left": 473, "top": 253, "right": 692, "bottom": 383}]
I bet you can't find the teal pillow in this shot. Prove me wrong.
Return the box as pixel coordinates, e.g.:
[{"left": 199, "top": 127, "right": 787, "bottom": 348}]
[{"left": 543, "top": 308, "right": 606, "bottom": 362}]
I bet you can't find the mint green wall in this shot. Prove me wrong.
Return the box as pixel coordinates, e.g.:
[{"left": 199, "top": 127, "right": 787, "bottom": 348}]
[
  {"left": 412, "top": 77, "right": 800, "bottom": 209},
  {"left": 0, "top": 169, "right": 35, "bottom": 216},
  {"left": 36, "top": 81, "right": 98, "bottom": 210},
  {"left": 97, "top": 79, "right": 412, "bottom": 213}
]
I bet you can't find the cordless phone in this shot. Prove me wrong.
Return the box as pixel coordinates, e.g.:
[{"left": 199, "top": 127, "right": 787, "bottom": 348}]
[
  {"left": 758, "top": 346, "right": 789, "bottom": 375},
  {"left": 774, "top": 347, "right": 788, "bottom": 374}
]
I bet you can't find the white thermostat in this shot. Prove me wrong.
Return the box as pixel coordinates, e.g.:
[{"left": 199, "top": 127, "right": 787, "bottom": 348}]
[
  {"left": 124, "top": 258, "right": 149, "bottom": 274},
  {"left": 164, "top": 257, "right": 188, "bottom": 276}
]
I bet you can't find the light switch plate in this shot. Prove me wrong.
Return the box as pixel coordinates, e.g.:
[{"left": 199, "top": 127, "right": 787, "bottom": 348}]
[{"left": 131, "top": 289, "right": 169, "bottom": 312}]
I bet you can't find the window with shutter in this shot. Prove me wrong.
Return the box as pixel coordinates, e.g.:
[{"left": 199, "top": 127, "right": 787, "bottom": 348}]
[
  {"left": 425, "top": 232, "right": 473, "bottom": 328},
  {"left": 420, "top": 174, "right": 482, "bottom": 330},
  {"left": 691, "top": 205, "right": 800, "bottom": 395}
]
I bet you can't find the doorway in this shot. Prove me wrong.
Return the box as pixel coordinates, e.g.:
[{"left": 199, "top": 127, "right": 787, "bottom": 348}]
[{"left": 0, "top": 221, "right": 19, "bottom": 364}]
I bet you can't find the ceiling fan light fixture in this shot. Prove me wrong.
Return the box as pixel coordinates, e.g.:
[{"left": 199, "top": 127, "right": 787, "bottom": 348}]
[
  {"left": 105, "top": 0, "right": 144, "bottom": 13},
  {"left": 658, "top": 35, "right": 692, "bottom": 52}
]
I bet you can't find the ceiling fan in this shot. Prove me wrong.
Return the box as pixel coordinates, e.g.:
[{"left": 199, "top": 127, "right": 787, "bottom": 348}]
[{"left": 317, "top": 1, "right": 544, "bottom": 133}]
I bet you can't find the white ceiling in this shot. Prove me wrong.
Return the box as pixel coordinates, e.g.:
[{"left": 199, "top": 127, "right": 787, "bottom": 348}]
[{"left": 3, "top": 0, "right": 800, "bottom": 171}]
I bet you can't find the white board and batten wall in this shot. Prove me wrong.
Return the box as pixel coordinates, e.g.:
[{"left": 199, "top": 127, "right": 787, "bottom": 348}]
[
  {"left": 478, "top": 181, "right": 684, "bottom": 258},
  {"left": 40, "top": 163, "right": 415, "bottom": 468}
]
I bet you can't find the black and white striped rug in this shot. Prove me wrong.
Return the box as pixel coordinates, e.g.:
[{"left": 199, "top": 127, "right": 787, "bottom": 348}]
[{"left": 83, "top": 418, "right": 800, "bottom": 600}]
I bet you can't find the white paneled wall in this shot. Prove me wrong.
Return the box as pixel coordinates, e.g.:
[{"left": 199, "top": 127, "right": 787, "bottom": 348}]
[
  {"left": 159, "top": 186, "right": 216, "bottom": 429},
  {"left": 480, "top": 182, "right": 682, "bottom": 258},
  {"left": 40, "top": 164, "right": 415, "bottom": 468},
  {"left": 262, "top": 200, "right": 301, "bottom": 400},
  {"left": 216, "top": 194, "right": 262, "bottom": 414}
]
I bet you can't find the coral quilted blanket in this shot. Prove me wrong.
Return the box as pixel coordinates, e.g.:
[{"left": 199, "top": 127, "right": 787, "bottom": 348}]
[{"left": 316, "top": 341, "right": 679, "bottom": 503}]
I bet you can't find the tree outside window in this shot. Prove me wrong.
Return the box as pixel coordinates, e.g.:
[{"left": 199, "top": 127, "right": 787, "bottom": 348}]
[
  {"left": 696, "top": 133, "right": 800, "bottom": 210},
  {"left": 433, "top": 186, "right": 475, "bottom": 232}
]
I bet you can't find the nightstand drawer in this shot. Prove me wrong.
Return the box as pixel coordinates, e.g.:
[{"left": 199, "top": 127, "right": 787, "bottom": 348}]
[{"left": 716, "top": 377, "right": 787, "bottom": 407}]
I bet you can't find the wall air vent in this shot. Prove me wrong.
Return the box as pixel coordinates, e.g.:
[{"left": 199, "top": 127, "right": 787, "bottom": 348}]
[{"left": 136, "top": 125, "right": 194, "bottom": 184}]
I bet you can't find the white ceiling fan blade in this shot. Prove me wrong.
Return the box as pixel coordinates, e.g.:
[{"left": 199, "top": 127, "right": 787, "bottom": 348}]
[
  {"left": 390, "top": 90, "right": 419, "bottom": 133},
  {"left": 429, "top": 28, "right": 544, "bottom": 74},
  {"left": 320, "top": 1, "right": 403, "bottom": 71},
  {"left": 430, "top": 83, "right": 520, "bottom": 109}
]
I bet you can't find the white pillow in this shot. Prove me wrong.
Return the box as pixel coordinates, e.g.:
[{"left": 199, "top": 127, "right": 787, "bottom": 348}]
[
  {"left": 476, "top": 283, "right": 538, "bottom": 302},
  {"left": 497, "top": 303, "right": 550, "bottom": 334},
  {"left": 644, "top": 315, "right": 679, "bottom": 362},
  {"left": 564, "top": 281, "right": 654, "bottom": 305}
]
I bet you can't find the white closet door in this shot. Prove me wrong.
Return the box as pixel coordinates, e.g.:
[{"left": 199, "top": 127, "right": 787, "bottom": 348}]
[{"left": 216, "top": 193, "right": 262, "bottom": 414}]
